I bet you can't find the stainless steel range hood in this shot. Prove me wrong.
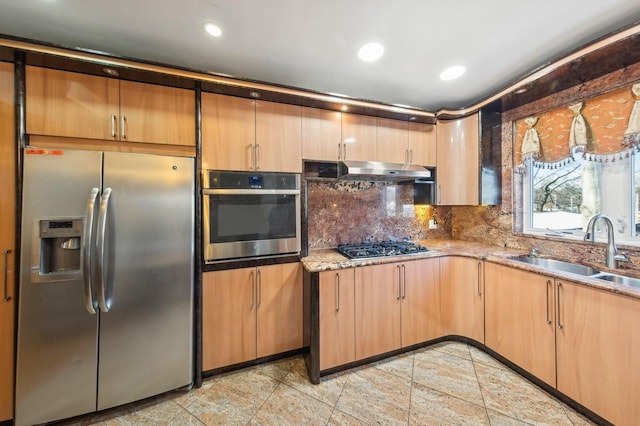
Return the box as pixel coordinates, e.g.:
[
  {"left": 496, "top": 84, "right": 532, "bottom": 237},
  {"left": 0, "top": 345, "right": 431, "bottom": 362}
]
[{"left": 338, "top": 160, "right": 432, "bottom": 181}]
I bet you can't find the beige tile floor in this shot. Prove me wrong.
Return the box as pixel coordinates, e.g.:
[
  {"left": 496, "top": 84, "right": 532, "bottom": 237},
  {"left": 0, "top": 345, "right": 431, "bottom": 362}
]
[{"left": 76, "top": 342, "right": 595, "bottom": 426}]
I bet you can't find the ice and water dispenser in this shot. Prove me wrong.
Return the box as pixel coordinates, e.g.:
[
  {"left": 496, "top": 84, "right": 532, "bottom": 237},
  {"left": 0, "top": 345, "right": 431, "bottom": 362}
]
[{"left": 38, "top": 219, "right": 83, "bottom": 274}]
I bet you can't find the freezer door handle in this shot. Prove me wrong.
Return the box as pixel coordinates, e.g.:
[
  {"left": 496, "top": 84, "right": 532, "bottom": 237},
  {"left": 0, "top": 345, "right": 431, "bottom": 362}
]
[
  {"left": 96, "top": 187, "right": 113, "bottom": 313},
  {"left": 82, "top": 188, "right": 100, "bottom": 314}
]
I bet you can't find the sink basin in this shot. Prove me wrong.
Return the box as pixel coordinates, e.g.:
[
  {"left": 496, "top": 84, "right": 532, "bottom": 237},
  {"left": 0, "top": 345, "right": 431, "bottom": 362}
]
[
  {"left": 593, "top": 273, "right": 640, "bottom": 289},
  {"left": 508, "top": 255, "right": 600, "bottom": 276}
]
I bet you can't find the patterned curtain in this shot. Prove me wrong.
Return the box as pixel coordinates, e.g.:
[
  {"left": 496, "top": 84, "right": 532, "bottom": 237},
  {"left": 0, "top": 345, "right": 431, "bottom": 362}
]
[{"left": 514, "top": 82, "right": 640, "bottom": 172}]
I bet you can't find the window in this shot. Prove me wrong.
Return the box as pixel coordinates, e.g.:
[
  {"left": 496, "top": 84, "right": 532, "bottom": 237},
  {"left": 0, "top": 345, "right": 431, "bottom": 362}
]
[
  {"left": 522, "top": 151, "right": 637, "bottom": 243},
  {"left": 515, "top": 82, "right": 640, "bottom": 245}
]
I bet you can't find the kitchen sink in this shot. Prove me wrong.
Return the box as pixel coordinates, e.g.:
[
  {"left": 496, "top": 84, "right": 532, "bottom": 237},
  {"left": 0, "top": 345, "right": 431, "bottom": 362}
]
[
  {"left": 592, "top": 273, "right": 640, "bottom": 289},
  {"left": 508, "top": 254, "right": 600, "bottom": 276}
]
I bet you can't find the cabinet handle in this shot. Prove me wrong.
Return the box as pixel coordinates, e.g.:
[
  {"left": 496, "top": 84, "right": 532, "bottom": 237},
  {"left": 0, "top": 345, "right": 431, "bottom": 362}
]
[
  {"left": 3, "top": 249, "right": 11, "bottom": 302},
  {"left": 250, "top": 270, "right": 255, "bottom": 309},
  {"left": 556, "top": 282, "right": 563, "bottom": 329},
  {"left": 335, "top": 272, "right": 340, "bottom": 312},
  {"left": 396, "top": 265, "right": 402, "bottom": 300},
  {"left": 409, "top": 149, "right": 413, "bottom": 164},
  {"left": 257, "top": 269, "right": 262, "bottom": 307},
  {"left": 401, "top": 264, "right": 406, "bottom": 299},
  {"left": 120, "top": 115, "right": 127, "bottom": 139},
  {"left": 343, "top": 143, "right": 347, "bottom": 160},
  {"left": 405, "top": 149, "right": 409, "bottom": 164},
  {"left": 110, "top": 114, "right": 117, "bottom": 138},
  {"left": 546, "top": 279, "right": 552, "bottom": 324},
  {"left": 255, "top": 144, "right": 261, "bottom": 170},
  {"left": 477, "top": 262, "right": 482, "bottom": 296}
]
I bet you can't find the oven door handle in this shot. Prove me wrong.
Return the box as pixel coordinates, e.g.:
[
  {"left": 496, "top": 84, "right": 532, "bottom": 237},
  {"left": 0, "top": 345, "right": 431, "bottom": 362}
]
[{"left": 202, "top": 188, "right": 300, "bottom": 195}]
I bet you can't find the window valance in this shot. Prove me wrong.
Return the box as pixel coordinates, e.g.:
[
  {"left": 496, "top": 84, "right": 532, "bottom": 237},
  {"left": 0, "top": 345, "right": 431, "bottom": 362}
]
[{"left": 514, "top": 82, "right": 640, "bottom": 172}]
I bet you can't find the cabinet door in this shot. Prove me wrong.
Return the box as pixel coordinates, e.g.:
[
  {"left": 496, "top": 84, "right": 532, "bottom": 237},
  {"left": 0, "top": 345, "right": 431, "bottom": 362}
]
[
  {"left": 302, "top": 107, "right": 342, "bottom": 161},
  {"left": 256, "top": 263, "right": 303, "bottom": 358},
  {"left": 440, "top": 256, "right": 484, "bottom": 341},
  {"left": 436, "top": 114, "right": 479, "bottom": 205},
  {"left": 319, "top": 269, "right": 355, "bottom": 370},
  {"left": 201, "top": 93, "right": 256, "bottom": 170},
  {"left": 202, "top": 269, "right": 256, "bottom": 370},
  {"left": 408, "top": 122, "right": 436, "bottom": 166},
  {"left": 484, "top": 263, "right": 556, "bottom": 386},
  {"left": 401, "top": 258, "right": 441, "bottom": 347},
  {"left": 26, "top": 66, "right": 119, "bottom": 140},
  {"left": 255, "top": 101, "right": 302, "bottom": 173},
  {"left": 355, "top": 263, "right": 401, "bottom": 360},
  {"left": 119, "top": 80, "right": 195, "bottom": 146},
  {"left": 377, "top": 117, "right": 408, "bottom": 164},
  {"left": 0, "top": 61, "right": 15, "bottom": 422},
  {"left": 341, "top": 113, "right": 377, "bottom": 162},
  {"left": 556, "top": 280, "right": 640, "bottom": 426}
]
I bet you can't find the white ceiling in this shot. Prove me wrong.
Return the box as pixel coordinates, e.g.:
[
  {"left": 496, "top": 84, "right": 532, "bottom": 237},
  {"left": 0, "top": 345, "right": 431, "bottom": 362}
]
[{"left": 0, "top": 0, "right": 639, "bottom": 112}]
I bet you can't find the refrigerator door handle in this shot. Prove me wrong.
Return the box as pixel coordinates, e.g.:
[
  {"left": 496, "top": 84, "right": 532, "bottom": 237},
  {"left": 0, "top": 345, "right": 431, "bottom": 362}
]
[
  {"left": 82, "top": 188, "right": 100, "bottom": 314},
  {"left": 96, "top": 187, "right": 112, "bottom": 313}
]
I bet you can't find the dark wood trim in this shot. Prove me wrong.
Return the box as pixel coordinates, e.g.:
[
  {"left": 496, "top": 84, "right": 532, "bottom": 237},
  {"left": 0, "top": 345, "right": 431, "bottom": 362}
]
[
  {"left": 193, "top": 82, "right": 203, "bottom": 389},
  {"left": 202, "top": 255, "right": 301, "bottom": 273},
  {"left": 201, "top": 347, "right": 307, "bottom": 379}
]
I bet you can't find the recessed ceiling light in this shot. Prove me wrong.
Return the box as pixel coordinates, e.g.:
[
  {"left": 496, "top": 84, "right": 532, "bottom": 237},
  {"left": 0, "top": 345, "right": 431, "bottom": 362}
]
[
  {"left": 204, "top": 23, "right": 222, "bottom": 37},
  {"left": 358, "top": 42, "right": 384, "bottom": 62},
  {"left": 439, "top": 65, "right": 466, "bottom": 81}
]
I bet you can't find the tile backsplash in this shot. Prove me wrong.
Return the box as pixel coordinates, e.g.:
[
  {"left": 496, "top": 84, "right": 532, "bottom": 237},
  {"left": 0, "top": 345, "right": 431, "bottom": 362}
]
[{"left": 306, "top": 180, "right": 451, "bottom": 249}]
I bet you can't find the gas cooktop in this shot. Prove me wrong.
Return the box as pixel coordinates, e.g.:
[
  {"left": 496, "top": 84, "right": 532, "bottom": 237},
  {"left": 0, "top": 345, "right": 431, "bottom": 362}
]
[{"left": 336, "top": 241, "right": 429, "bottom": 259}]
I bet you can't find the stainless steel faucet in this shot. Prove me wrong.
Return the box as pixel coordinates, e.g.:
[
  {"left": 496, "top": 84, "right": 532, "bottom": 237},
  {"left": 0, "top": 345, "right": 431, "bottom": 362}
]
[{"left": 584, "top": 214, "right": 629, "bottom": 268}]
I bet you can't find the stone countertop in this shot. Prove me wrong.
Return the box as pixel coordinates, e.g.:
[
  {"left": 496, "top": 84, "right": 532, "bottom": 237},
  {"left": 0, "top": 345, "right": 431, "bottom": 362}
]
[{"left": 301, "top": 239, "right": 640, "bottom": 300}]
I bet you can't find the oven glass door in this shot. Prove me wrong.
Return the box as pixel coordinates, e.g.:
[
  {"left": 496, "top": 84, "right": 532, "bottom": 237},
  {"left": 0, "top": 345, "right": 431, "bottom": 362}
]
[{"left": 203, "top": 192, "right": 300, "bottom": 262}]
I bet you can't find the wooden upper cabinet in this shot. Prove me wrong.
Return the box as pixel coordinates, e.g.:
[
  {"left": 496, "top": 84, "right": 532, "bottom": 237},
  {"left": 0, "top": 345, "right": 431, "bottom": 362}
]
[
  {"left": 118, "top": 80, "right": 195, "bottom": 145},
  {"left": 0, "top": 61, "right": 15, "bottom": 423},
  {"left": 255, "top": 101, "right": 302, "bottom": 173},
  {"left": 201, "top": 93, "right": 255, "bottom": 170},
  {"left": 341, "top": 113, "right": 377, "bottom": 162},
  {"left": 377, "top": 117, "right": 409, "bottom": 164},
  {"left": 26, "top": 66, "right": 119, "bottom": 140},
  {"left": 202, "top": 93, "right": 302, "bottom": 172},
  {"left": 26, "top": 66, "right": 195, "bottom": 146},
  {"left": 301, "top": 107, "right": 342, "bottom": 161},
  {"left": 436, "top": 113, "right": 479, "bottom": 205},
  {"left": 408, "top": 122, "right": 436, "bottom": 166}
]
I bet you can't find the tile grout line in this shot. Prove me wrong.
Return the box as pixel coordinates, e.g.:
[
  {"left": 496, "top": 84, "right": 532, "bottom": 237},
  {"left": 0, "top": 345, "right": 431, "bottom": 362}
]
[
  {"left": 407, "top": 350, "right": 415, "bottom": 426},
  {"left": 468, "top": 346, "right": 497, "bottom": 426},
  {"left": 323, "top": 369, "right": 353, "bottom": 426}
]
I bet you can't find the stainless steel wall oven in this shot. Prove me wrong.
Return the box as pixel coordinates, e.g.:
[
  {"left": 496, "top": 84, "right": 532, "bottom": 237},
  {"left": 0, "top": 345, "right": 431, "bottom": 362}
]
[{"left": 202, "top": 170, "right": 301, "bottom": 263}]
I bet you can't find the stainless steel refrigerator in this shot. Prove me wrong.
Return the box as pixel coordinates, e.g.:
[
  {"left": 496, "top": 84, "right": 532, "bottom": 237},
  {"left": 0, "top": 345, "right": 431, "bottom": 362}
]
[{"left": 15, "top": 148, "right": 194, "bottom": 426}]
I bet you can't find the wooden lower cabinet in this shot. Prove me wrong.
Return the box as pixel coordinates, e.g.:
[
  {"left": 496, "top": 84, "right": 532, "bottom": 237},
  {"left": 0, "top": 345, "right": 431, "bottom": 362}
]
[
  {"left": 440, "top": 256, "right": 484, "bottom": 341},
  {"left": 401, "top": 258, "right": 441, "bottom": 346},
  {"left": 354, "top": 259, "right": 440, "bottom": 360},
  {"left": 319, "top": 269, "right": 355, "bottom": 370},
  {"left": 202, "top": 263, "right": 302, "bottom": 371},
  {"left": 556, "top": 280, "right": 640, "bottom": 426},
  {"left": 255, "top": 263, "right": 303, "bottom": 358},
  {"left": 484, "top": 263, "right": 556, "bottom": 386},
  {"left": 0, "top": 61, "right": 15, "bottom": 422},
  {"left": 355, "top": 263, "right": 401, "bottom": 359}
]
